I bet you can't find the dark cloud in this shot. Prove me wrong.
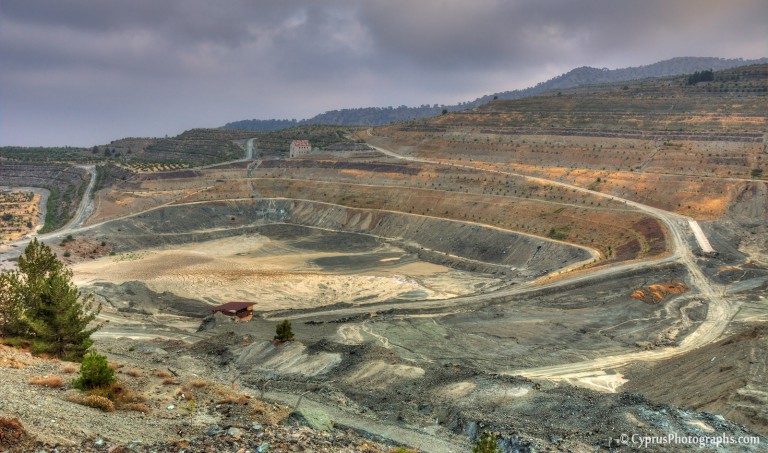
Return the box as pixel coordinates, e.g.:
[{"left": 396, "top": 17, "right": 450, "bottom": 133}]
[
  {"left": 1, "top": 0, "right": 765, "bottom": 146},
  {"left": 359, "top": 0, "right": 767, "bottom": 69}
]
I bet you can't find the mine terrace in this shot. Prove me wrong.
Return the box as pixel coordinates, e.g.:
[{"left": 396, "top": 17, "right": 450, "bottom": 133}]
[{"left": 1, "top": 64, "right": 767, "bottom": 451}]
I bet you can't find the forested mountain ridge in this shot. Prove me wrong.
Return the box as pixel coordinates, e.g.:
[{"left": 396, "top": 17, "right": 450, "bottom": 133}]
[{"left": 224, "top": 57, "right": 768, "bottom": 131}]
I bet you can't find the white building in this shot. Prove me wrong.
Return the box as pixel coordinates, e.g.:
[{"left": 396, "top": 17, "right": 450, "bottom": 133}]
[{"left": 289, "top": 140, "right": 311, "bottom": 158}]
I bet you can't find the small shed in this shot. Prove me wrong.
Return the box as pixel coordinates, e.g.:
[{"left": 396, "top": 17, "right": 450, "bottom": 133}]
[{"left": 211, "top": 302, "right": 255, "bottom": 319}]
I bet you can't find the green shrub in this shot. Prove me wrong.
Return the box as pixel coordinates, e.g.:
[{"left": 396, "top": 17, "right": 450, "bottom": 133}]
[
  {"left": 274, "top": 319, "right": 295, "bottom": 342},
  {"left": 473, "top": 432, "right": 501, "bottom": 453},
  {"left": 547, "top": 227, "right": 568, "bottom": 241},
  {"left": 73, "top": 351, "right": 115, "bottom": 390},
  {"left": 0, "top": 337, "right": 30, "bottom": 349}
]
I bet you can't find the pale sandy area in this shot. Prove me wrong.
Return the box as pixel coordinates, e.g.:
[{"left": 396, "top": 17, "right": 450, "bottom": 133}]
[{"left": 72, "top": 235, "right": 500, "bottom": 310}]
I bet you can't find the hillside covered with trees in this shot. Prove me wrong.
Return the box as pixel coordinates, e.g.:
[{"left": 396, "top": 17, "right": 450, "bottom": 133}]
[{"left": 225, "top": 57, "right": 768, "bottom": 131}]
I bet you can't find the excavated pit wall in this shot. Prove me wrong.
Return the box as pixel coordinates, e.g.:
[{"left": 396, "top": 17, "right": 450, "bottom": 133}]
[{"left": 94, "top": 199, "right": 591, "bottom": 276}]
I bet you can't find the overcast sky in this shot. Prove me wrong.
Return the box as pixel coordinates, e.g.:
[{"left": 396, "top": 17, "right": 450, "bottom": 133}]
[{"left": 1, "top": 0, "right": 766, "bottom": 147}]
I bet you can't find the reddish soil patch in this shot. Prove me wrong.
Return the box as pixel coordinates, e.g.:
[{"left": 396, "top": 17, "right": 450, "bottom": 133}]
[
  {"left": 60, "top": 236, "right": 112, "bottom": 262},
  {"left": 175, "top": 178, "right": 667, "bottom": 262},
  {"left": 631, "top": 280, "right": 690, "bottom": 303},
  {"left": 0, "top": 417, "right": 31, "bottom": 450}
]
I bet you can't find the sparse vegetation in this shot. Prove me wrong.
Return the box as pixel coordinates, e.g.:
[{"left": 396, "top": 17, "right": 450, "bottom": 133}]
[
  {"left": 72, "top": 394, "right": 116, "bottom": 412},
  {"left": 72, "top": 351, "right": 115, "bottom": 390},
  {"left": 60, "top": 363, "right": 78, "bottom": 374},
  {"left": 473, "top": 432, "right": 501, "bottom": 453},
  {"left": 28, "top": 375, "right": 64, "bottom": 388},
  {"left": 547, "top": 227, "right": 568, "bottom": 241},
  {"left": 121, "top": 402, "right": 151, "bottom": 413},
  {"left": 0, "top": 417, "right": 27, "bottom": 448},
  {"left": 190, "top": 379, "right": 209, "bottom": 388},
  {"left": 123, "top": 368, "right": 142, "bottom": 377},
  {"left": 274, "top": 319, "right": 295, "bottom": 342},
  {"left": 162, "top": 377, "right": 180, "bottom": 385},
  {"left": 86, "top": 381, "right": 146, "bottom": 407}
]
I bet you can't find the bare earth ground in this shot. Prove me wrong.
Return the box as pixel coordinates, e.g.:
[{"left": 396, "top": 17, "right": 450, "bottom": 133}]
[
  {"left": 2, "top": 66, "right": 767, "bottom": 450},
  {"left": 0, "top": 188, "right": 46, "bottom": 243},
  {"left": 0, "top": 343, "right": 425, "bottom": 453},
  {"left": 3, "top": 157, "right": 765, "bottom": 449},
  {"left": 72, "top": 235, "right": 501, "bottom": 311},
  {"left": 3, "top": 156, "right": 762, "bottom": 449}
]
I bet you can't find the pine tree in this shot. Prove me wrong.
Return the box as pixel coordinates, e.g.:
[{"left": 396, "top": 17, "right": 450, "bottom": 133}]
[
  {"left": 0, "top": 238, "right": 100, "bottom": 360},
  {"left": 0, "top": 271, "right": 26, "bottom": 337},
  {"left": 274, "top": 319, "right": 294, "bottom": 342},
  {"left": 25, "top": 268, "right": 100, "bottom": 360},
  {"left": 18, "top": 238, "right": 64, "bottom": 286},
  {"left": 10, "top": 238, "right": 68, "bottom": 338},
  {"left": 73, "top": 350, "right": 115, "bottom": 390}
]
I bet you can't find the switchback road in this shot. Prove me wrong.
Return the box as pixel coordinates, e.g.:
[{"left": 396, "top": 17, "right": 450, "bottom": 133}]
[{"left": 365, "top": 135, "right": 733, "bottom": 390}]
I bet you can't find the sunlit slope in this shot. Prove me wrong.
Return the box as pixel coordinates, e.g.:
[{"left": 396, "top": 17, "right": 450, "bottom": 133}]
[{"left": 375, "top": 65, "right": 767, "bottom": 220}]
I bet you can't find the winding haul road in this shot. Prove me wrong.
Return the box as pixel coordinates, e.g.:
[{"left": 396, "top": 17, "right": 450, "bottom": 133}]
[
  {"left": 365, "top": 136, "right": 733, "bottom": 389},
  {"left": 65, "top": 165, "right": 97, "bottom": 230},
  {"left": 0, "top": 164, "right": 98, "bottom": 263},
  {"left": 0, "top": 136, "right": 257, "bottom": 257},
  {"left": 1, "top": 136, "right": 733, "bottom": 391}
]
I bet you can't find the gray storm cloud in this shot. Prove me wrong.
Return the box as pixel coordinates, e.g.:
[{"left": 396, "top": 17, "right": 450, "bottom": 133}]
[{"left": 1, "top": 0, "right": 766, "bottom": 146}]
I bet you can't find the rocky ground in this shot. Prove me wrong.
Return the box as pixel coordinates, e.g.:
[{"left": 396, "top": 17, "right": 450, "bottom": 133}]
[
  {"left": 0, "top": 343, "right": 408, "bottom": 453},
  {"left": 2, "top": 182, "right": 765, "bottom": 452},
  {"left": 5, "top": 330, "right": 766, "bottom": 453},
  {"left": 184, "top": 326, "right": 767, "bottom": 452}
]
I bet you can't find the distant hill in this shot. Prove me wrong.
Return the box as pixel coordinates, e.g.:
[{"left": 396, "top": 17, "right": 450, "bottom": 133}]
[
  {"left": 224, "top": 57, "right": 768, "bottom": 131},
  {"left": 224, "top": 105, "right": 453, "bottom": 131}
]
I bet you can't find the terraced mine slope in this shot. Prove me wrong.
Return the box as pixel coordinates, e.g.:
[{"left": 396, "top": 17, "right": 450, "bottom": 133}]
[
  {"left": 1, "top": 64, "right": 767, "bottom": 450},
  {"left": 0, "top": 189, "right": 44, "bottom": 241},
  {"left": 372, "top": 64, "right": 767, "bottom": 219},
  {"left": 0, "top": 162, "right": 90, "bottom": 232}
]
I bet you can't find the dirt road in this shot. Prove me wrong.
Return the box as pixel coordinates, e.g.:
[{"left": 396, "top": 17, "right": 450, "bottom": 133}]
[
  {"left": 0, "top": 137, "right": 733, "bottom": 391},
  {"left": 246, "top": 138, "right": 255, "bottom": 159},
  {"left": 366, "top": 137, "right": 734, "bottom": 388},
  {"left": 259, "top": 389, "right": 468, "bottom": 453},
  {"left": 65, "top": 164, "right": 97, "bottom": 229},
  {"left": 0, "top": 165, "right": 97, "bottom": 263}
]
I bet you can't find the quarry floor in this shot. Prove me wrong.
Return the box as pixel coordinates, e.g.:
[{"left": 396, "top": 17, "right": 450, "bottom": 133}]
[
  {"left": 72, "top": 234, "right": 503, "bottom": 312},
  {"left": 39, "top": 215, "right": 762, "bottom": 448},
  {"left": 1, "top": 153, "right": 766, "bottom": 449}
]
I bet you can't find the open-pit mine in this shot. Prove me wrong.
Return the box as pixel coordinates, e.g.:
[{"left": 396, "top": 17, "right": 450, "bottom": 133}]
[{"left": 1, "top": 64, "right": 767, "bottom": 451}]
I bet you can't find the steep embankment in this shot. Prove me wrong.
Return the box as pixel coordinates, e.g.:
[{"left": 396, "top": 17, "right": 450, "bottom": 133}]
[
  {"left": 375, "top": 64, "right": 768, "bottom": 220},
  {"left": 625, "top": 325, "right": 768, "bottom": 436},
  {"left": 0, "top": 162, "right": 90, "bottom": 232},
  {"left": 170, "top": 178, "right": 665, "bottom": 263},
  {"left": 86, "top": 198, "right": 590, "bottom": 277}
]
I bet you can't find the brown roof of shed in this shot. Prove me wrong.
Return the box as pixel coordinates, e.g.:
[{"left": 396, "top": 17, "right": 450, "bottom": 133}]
[{"left": 211, "top": 302, "right": 255, "bottom": 313}]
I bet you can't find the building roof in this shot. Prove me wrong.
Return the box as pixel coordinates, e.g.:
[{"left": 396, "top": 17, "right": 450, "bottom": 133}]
[
  {"left": 211, "top": 302, "right": 255, "bottom": 314},
  {"left": 291, "top": 140, "right": 311, "bottom": 146}
]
